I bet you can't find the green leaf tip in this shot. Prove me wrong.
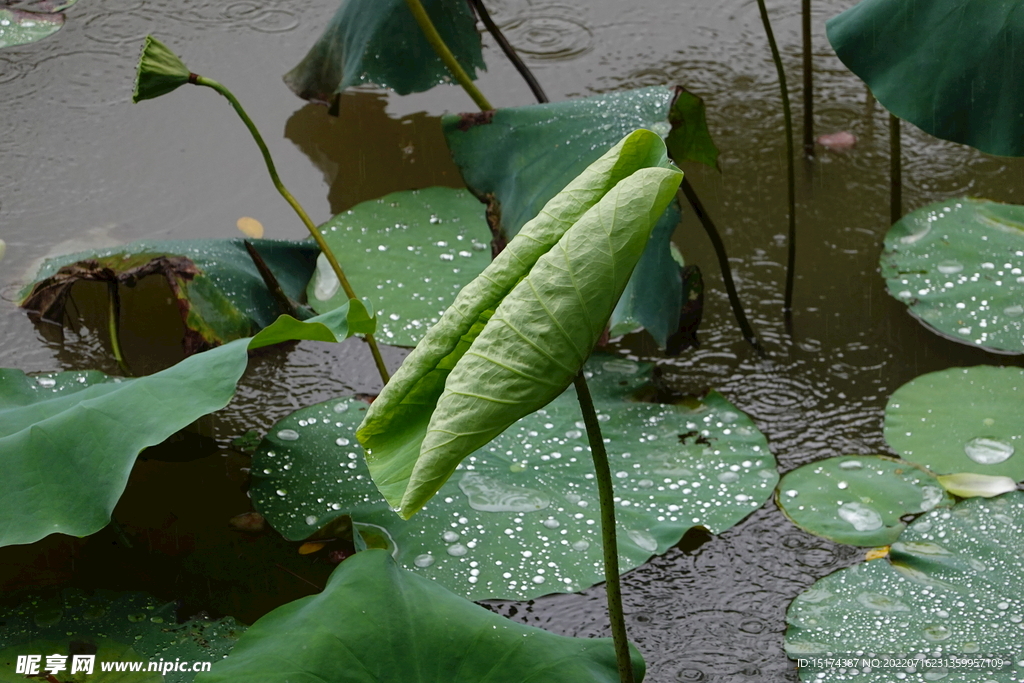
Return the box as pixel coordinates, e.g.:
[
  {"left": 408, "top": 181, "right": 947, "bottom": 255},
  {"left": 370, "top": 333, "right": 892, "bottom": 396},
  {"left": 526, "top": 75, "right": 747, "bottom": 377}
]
[
  {"left": 666, "top": 86, "right": 720, "bottom": 169},
  {"left": 133, "top": 35, "right": 191, "bottom": 103},
  {"left": 357, "top": 129, "right": 682, "bottom": 519}
]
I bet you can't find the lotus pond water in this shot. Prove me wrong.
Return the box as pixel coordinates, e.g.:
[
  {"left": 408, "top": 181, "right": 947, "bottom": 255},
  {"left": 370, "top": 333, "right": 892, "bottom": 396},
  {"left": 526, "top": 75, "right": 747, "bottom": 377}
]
[{"left": 2, "top": 0, "right": 1024, "bottom": 682}]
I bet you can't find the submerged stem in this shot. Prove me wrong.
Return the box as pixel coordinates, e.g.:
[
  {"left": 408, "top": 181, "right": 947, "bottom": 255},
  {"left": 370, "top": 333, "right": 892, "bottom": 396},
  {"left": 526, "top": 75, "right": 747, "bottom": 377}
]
[
  {"left": 192, "top": 75, "right": 390, "bottom": 384},
  {"left": 890, "top": 113, "right": 902, "bottom": 225},
  {"left": 573, "top": 372, "right": 635, "bottom": 683},
  {"left": 106, "top": 282, "right": 131, "bottom": 376},
  {"left": 404, "top": 0, "right": 493, "bottom": 111},
  {"left": 754, "top": 0, "right": 797, "bottom": 318}
]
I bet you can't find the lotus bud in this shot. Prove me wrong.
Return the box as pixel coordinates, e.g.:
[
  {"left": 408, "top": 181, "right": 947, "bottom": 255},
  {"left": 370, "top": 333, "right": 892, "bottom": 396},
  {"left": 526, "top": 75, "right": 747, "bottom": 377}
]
[{"left": 133, "top": 35, "right": 192, "bottom": 103}]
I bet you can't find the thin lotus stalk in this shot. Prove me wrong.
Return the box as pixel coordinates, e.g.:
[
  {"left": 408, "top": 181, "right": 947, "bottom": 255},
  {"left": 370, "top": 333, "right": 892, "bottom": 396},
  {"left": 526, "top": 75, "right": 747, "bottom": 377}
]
[
  {"left": 890, "top": 113, "right": 902, "bottom": 225},
  {"left": 191, "top": 75, "right": 391, "bottom": 384},
  {"left": 573, "top": 372, "right": 635, "bottom": 683},
  {"left": 802, "top": 0, "right": 814, "bottom": 156},
  {"left": 404, "top": 0, "right": 493, "bottom": 111},
  {"left": 107, "top": 282, "right": 131, "bottom": 376},
  {"left": 468, "top": 0, "right": 549, "bottom": 104},
  {"left": 754, "top": 0, "right": 797, "bottom": 318},
  {"left": 677, "top": 182, "right": 765, "bottom": 355},
  {"left": 244, "top": 240, "right": 301, "bottom": 319}
]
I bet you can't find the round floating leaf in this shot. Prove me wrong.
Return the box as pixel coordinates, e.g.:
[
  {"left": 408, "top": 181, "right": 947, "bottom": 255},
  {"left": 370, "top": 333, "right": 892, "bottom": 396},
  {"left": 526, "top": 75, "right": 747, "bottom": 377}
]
[
  {"left": 777, "top": 455, "right": 953, "bottom": 546},
  {"left": 0, "top": 589, "right": 243, "bottom": 683},
  {"left": 0, "top": 8, "right": 64, "bottom": 49},
  {"left": 786, "top": 492, "right": 1024, "bottom": 681},
  {"left": 827, "top": 0, "right": 1024, "bottom": 156},
  {"left": 283, "top": 0, "right": 484, "bottom": 101},
  {"left": 443, "top": 86, "right": 689, "bottom": 348},
  {"left": 881, "top": 198, "right": 1024, "bottom": 354},
  {"left": 0, "top": 305, "right": 364, "bottom": 548},
  {"left": 307, "top": 187, "right": 492, "bottom": 347},
  {"left": 885, "top": 366, "right": 1024, "bottom": 480},
  {"left": 196, "top": 549, "right": 641, "bottom": 683},
  {"left": 252, "top": 355, "right": 777, "bottom": 601},
  {"left": 20, "top": 238, "right": 319, "bottom": 352}
]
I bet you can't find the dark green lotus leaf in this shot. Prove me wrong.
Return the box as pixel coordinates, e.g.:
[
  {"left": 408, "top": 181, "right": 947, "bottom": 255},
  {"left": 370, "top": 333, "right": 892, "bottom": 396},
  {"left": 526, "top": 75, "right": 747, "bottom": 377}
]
[
  {"left": 881, "top": 198, "right": 1024, "bottom": 354},
  {"left": 252, "top": 354, "right": 776, "bottom": 601},
  {"left": 307, "top": 187, "right": 492, "bottom": 347},
  {"left": 443, "top": 86, "right": 692, "bottom": 349},
  {"left": 0, "top": 589, "right": 242, "bottom": 683},
  {"left": 666, "top": 86, "right": 720, "bottom": 169},
  {"left": 786, "top": 492, "right": 1024, "bottom": 680},
  {"left": 777, "top": 455, "right": 954, "bottom": 547},
  {"left": 884, "top": 366, "right": 1024, "bottom": 481},
  {"left": 20, "top": 238, "right": 319, "bottom": 353},
  {"left": 0, "top": 304, "right": 367, "bottom": 548},
  {"left": 196, "top": 549, "right": 641, "bottom": 683},
  {"left": 827, "top": 0, "right": 1024, "bottom": 156},
  {"left": 283, "top": 0, "right": 484, "bottom": 101},
  {"left": 0, "top": 7, "right": 64, "bottom": 49}
]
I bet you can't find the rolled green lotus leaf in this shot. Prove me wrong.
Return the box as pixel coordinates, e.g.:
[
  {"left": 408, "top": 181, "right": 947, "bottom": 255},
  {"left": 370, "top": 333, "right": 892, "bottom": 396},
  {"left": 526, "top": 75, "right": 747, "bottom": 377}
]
[
  {"left": 357, "top": 130, "right": 682, "bottom": 518},
  {"left": 133, "top": 35, "right": 191, "bottom": 103},
  {"left": 937, "top": 472, "right": 1018, "bottom": 499}
]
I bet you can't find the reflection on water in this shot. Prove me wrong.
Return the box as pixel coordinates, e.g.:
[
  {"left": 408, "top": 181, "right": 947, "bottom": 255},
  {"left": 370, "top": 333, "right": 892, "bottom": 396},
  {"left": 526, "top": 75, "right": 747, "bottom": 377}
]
[{"left": 2, "top": 0, "right": 1024, "bottom": 680}]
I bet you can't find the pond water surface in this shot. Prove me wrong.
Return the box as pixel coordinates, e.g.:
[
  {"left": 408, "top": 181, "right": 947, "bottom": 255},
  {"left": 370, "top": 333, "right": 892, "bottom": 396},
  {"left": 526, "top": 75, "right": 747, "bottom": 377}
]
[{"left": 3, "top": 0, "right": 1024, "bottom": 681}]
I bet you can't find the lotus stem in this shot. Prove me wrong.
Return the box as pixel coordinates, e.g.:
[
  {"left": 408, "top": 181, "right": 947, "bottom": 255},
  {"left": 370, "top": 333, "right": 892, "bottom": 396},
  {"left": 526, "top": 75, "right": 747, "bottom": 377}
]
[
  {"left": 107, "top": 282, "right": 131, "bottom": 376},
  {"left": 890, "top": 113, "right": 902, "bottom": 225},
  {"left": 244, "top": 240, "right": 302, "bottom": 319},
  {"left": 573, "top": 372, "right": 635, "bottom": 683},
  {"left": 468, "top": 0, "right": 548, "bottom": 104},
  {"left": 754, "top": 0, "right": 797, "bottom": 318},
  {"left": 677, "top": 182, "right": 764, "bottom": 355},
  {"left": 404, "top": 0, "right": 493, "bottom": 111},
  {"left": 191, "top": 75, "right": 391, "bottom": 384},
  {"left": 802, "top": 0, "right": 814, "bottom": 157}
]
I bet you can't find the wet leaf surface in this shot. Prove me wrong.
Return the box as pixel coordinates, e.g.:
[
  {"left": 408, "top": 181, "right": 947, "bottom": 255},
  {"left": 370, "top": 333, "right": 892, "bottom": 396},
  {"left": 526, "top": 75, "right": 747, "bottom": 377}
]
[
  {"left": 20, "top": 239, "right": 319, "bottom": 353},
  {"left": 884, "top": 366, "right": 1024, "bottom": 480},
  {"left": 252, "top": 355, "right": 777, "bottom": 601},
  {"left": 776, "top": 455, "right": 953, "bottom": 547},
  {"left": 786, "top": 492, "right": 1024, "bottom": 681},
  {"left": 0, "top": 4, "right": 65, "bottom": 49},
  {"left": 0, "top": 306, "right": 363, "bottom": 548},
  {"left": 881, "top": 198, "right": 1024, "bottom": 354},
  {"left": 0, "top": 588, "right": 242, "bottom": 683},
  {"left": 196, "top": 549, "right": 641, "bottom": 683},
  {"left": 307, "top": 187, "right": 491, "bottom": 347},
  {"left": 442, "top": 86, "right": 687, "bottom": 348},
  {"left": 283, "top": 0, "right": 484, "bottom": 101}
]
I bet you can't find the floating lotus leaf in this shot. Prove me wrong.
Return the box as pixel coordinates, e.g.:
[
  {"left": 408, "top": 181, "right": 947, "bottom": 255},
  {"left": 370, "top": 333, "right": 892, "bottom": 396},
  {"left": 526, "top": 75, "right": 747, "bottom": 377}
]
[
  {"left": 20, "top": 238, "right": 319, "bottom": 353},
  {"left": 196, "top": 549, "right": 641, "bottom": 683},
  {"left": 283, "top": 0, "right": 484, "bottom": 101},
  {"left": 786, "top": 492, "right": 1024, "bottom": 681},
  {"left": 0, "top": 0, "right": 74, "bottom": 50},
  {"left": 442, "top": 86, "right": 693, "bottom": 348},
  {"left": 827, "top": 0, "right": 1024, "bottom": 156},
  {"left": 777, "top": 455, "right": 953, "bottom": 547},
  {"left": 0, "top": 304, "right": 368, "bottom": 548},
  {"left": 306, "top": 187, "right": 492, "bottom": 347},
  {"left": 885, "top": 366, "right": 1024, "bottom": 481},
  {"left": 0, "top": 588, "right": 242, "bottom": 683},
  {"left": 252, "top": 355, "right": 777, "bottom": 601},
  {"left": 881, "top": 198, "right": 1024, "bottom": 354}
]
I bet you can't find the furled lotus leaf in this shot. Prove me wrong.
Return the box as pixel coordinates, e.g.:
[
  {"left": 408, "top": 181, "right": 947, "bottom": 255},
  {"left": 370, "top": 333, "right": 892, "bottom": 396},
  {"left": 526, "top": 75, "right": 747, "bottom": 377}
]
[{"left": 133, "top": 35, "right": 191, "bottom": 103}]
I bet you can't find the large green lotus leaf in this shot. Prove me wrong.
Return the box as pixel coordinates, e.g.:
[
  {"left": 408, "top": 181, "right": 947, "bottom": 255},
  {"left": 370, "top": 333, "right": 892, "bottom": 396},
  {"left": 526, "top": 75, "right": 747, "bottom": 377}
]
[
  {"left": 0, "top": 3, "right": 69, "bottom": 50},
  {"left": 307, "top": 187, "right": 492, "bottom": 347},
  {"left": 884, "top": 366, "right": 1024, "bottom": 481},
  {"left": 827, "top": 0, "right": 1024, "bottom": 157},
  {"left": 283, "top": 0, "right": 484, "bottom": 101},
  {"left": 881, "top": 198, "right": 1024, "bottom": 354},
  {"left": 0, "top": 589, "right": 242, "bottom": 683},
  {"left": 195, "top": 549, "right": 642, "bottom": 683},
  {"left": 0, "top": 304, "right": 368, "bottom": 548},
  {"left": 786, "top": 492, "right": 1024, "bottom": 681},
  {"left": 20, "top": 238, "right": 319, "bottom": 352},
  {"left": 777, "top": 456, "right": 954, "bottom": 547},
  {"left": 442, "top": 86, "right": 687, "bottom": 348},
  {"left": 359, "top": 131, "right": 681, "bottom": 517},
  {"left": 252, "top": 355, "right": 777, "bottom": 601}
]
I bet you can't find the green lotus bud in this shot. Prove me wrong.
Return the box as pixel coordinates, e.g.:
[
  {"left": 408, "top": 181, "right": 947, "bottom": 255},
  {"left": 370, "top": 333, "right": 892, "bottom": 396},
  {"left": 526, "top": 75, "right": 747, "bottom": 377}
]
[{"left": 133, "top": 35, "right": 192, "bottom": 103}]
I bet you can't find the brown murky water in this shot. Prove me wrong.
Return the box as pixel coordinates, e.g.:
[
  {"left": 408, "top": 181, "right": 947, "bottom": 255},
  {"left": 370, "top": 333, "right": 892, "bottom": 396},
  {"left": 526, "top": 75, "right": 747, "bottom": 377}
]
[{"left": 3, "top": 0, "right": 1024, "bottom": 680}]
